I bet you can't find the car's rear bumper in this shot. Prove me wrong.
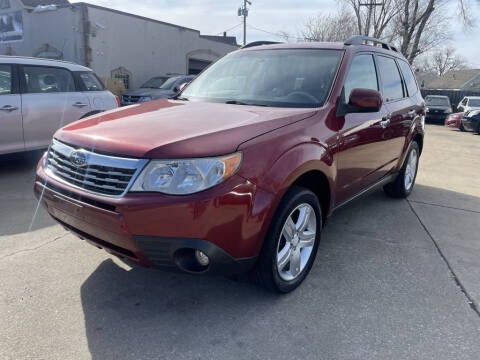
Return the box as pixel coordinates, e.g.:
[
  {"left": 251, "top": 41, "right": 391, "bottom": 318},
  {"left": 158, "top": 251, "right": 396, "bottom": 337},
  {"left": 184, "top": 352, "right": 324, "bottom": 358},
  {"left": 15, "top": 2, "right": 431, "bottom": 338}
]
[{"left": 34, "top": 162, "right": 273, "bottom": 275}]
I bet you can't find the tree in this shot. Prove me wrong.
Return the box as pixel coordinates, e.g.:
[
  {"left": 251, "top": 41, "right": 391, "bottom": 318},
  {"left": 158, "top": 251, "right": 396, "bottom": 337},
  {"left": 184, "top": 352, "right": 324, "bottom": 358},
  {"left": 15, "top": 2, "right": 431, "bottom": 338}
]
[
  {"left": 301, "top": 7, "right": 357, "bottom": 42},
  {"left": 342, "top": 0, "right": 471, "bottom": 62},
  {"left": 419, "top": 46, "right": 467, "bottom": 76}
]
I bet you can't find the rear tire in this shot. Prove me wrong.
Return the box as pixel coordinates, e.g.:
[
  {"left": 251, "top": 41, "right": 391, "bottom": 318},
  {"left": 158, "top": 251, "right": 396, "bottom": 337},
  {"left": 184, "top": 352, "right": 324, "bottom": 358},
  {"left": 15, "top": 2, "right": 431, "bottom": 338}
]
[
  {"left": 460, "top": 123, "right": 465, "bottom": 132},
  {"left": 384, "top": 141, "right": 420, "bottom": 198},
  {"left": 254, "top": 186, "right": 322, "bottom": 293}
]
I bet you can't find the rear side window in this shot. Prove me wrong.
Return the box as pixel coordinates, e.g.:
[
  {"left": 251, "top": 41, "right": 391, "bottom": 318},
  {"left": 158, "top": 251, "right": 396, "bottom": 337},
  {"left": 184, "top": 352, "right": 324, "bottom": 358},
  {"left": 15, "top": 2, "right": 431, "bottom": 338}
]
[
  {"left": 23, "top": 66, "right": 75, "bottom": 93},
  {"left": 78, "top": 72, "right": 105, "bottom": 91},
  {"left": 344, "top": 54, "right": 378, "bottom": 102},
  {"left": 398, "top": 60, "right": 418, "bottom": 96},
  {"left": 376, "top": 56, "right": 404, "bottom": 102},
  {"left": 0, "top": 64, "right": 11, "bottom": 95}
]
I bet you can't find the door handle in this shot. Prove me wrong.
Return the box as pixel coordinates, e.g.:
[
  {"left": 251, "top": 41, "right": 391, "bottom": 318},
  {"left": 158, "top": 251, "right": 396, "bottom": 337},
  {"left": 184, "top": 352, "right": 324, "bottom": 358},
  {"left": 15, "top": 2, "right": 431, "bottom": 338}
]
[
  {"left": 380, "top": 118, "right": 390, "bottom": 128},
  {"left": 0, "top": 105, "right": 18, "bottom": 112},
  {"left": 72, "top": 102, "right": 88, "bottom": 108}
]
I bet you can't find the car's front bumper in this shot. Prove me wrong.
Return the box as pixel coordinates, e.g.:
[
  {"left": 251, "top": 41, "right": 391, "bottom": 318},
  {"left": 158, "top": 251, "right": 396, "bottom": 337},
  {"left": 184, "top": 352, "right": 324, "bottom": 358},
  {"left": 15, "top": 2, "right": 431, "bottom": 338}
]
[
  {"left": 426, "top": 112, "right": 448, "bottom": 122},
  {"left": 445, "top": 118, "right": 461, "bottom": 128},
  {"left": 35, "top": 160, "right": 274, "bottom": 275},
  {"left": 461, "top": 117, "right": 479, "bottom": 132}
]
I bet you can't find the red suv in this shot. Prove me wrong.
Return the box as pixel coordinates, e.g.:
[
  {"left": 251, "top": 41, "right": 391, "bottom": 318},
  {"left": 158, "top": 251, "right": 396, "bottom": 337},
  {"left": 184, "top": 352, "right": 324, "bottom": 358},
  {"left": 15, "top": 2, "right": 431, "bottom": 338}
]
[{"left": 35, "top": 36, "right": 425, "bottom": 293}]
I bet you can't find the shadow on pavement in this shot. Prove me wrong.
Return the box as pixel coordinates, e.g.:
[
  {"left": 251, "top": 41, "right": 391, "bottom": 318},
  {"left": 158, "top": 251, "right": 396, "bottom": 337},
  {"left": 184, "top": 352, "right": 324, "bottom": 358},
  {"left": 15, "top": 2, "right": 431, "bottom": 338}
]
[
  {"left": 0, "top": 150, "right": 55, "bottom": 236},
  {"left": 80, "top": 189, "right": 480, "bottom": 360}
]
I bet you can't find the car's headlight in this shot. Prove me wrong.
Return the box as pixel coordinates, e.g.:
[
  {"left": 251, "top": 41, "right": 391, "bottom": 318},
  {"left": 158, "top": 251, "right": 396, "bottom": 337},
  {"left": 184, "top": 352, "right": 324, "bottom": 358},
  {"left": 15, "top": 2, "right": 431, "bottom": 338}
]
[
  {"left": 138, "top": 96, "right": 153, "bottom": 103},
  {"left": 425, "top": 107, "right": 429, "bottom": 112},
  {"left": 131, "top": 153, "right": 242, "bottom": 194},
  {"left": 444, "top": 108, "right": 452, "bottom": 113}
]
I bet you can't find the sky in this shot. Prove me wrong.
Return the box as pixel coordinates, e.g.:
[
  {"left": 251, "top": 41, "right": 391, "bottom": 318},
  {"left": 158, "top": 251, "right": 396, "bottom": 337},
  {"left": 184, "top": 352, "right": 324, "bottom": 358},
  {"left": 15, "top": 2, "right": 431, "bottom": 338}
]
[{"left": 85, "top": 0, "right": 480, "bottom": 67}]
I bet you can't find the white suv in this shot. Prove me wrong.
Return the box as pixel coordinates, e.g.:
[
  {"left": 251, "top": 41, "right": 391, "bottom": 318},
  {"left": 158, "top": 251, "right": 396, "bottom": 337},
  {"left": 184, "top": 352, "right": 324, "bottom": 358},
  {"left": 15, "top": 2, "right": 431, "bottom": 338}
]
[
  {"left": 0, "top": 56, "right": 118, "bottom": 155},
  {"left": 457, "top": 96, "right": 480, "bottom": 114}
]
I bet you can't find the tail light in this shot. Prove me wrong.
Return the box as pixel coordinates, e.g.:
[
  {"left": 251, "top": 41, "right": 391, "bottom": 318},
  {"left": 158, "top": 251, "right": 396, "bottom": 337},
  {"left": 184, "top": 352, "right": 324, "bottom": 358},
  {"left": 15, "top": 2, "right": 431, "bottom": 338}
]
[{"left": 115, "top": 95, "right": 121, "bottom": 107}]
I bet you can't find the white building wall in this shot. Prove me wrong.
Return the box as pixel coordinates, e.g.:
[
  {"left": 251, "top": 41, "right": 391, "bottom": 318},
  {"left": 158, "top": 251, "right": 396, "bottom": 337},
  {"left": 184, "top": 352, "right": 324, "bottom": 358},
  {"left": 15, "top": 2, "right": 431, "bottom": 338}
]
[
  {"left": 0, "top": 0, "right": 82, "bottom": 63},
  {"left": 86, "top": 5, "right": 237, "bottom": 88}
]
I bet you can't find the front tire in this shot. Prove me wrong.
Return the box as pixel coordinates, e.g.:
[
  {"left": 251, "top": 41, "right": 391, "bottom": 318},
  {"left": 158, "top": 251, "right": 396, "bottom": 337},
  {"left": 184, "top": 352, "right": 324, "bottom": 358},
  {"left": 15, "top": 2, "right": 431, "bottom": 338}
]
[
  {"left": 384, "top": 141, "right": 420, "bottom": 198},
  {"left": 254, "top": 186, "right": 322, "bottom": 293}
]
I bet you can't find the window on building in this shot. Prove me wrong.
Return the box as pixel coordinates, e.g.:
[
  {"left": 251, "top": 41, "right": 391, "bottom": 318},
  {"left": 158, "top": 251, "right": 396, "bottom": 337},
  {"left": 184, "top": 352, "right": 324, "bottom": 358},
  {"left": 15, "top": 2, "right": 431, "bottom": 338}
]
[
  {"left": 376, "top": 55, "right": 404, "bottom": 102},
  {"left": 0, "top": 0, "right": 11, "bottom": 10},
  {"left": 111, "top": 67, "right": 132, "bottom": 89},
  {"left": 344, "top": 54, "right": 379, "bottom": 103},
  {"left": 23, "top": 66, "right": 75, "bottom": 93},
  {"left": 0, "top": 64, "right": 11, "bottom": 95},
  {"left": 398, "top": 60, "right": 418, "bottom": 97}
]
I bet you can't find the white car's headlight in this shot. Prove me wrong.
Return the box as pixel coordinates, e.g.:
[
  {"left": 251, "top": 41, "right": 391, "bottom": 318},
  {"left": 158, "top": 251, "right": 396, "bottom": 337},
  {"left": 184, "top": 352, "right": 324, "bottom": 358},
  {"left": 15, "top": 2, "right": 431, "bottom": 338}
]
[{"left": 131, "top": 153, "right": 242, "bottom": 194}]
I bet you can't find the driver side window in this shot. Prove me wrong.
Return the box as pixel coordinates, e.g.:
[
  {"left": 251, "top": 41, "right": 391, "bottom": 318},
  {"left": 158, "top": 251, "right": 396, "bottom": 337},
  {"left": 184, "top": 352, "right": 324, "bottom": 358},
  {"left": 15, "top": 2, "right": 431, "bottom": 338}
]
[{"left": 344, "top": 54, "right": 379, "bottom": 103}]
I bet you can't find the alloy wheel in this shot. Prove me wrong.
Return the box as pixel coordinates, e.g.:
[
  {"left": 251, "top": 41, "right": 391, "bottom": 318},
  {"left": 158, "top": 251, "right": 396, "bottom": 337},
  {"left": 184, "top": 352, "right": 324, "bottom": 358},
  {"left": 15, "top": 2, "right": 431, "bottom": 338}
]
[{"left": 276, "top": 203, "right": 317, "bottom": 281}]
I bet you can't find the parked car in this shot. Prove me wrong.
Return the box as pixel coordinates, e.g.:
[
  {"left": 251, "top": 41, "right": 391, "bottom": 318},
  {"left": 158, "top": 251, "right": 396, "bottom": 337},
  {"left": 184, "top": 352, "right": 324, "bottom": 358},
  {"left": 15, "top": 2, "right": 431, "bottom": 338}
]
[
  {"left": 461, "top": 110, "right": 480, "bottom": 133},
  {"left": 444, "top": 112, "right": 465, "bottom": 130},
  {"left": 35, "top": 36, "right": 425, "bottom": 293},
  {"left": 457, "top": 96, "right": 480, "bottom": 113},
  {"left": 0, "top": 56, "right": 118, "bottom": 155},
  {"left": 121, "top": 75, "right": 195, "bottom": 105},
  {"left": 424, "top": 95, "right": 452, "bottom": 123}
]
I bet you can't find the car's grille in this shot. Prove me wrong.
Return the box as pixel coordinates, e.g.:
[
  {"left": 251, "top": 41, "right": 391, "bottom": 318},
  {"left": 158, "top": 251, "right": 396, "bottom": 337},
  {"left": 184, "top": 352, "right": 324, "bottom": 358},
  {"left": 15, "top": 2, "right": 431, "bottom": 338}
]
[
  {"left": 45, "top": 139, "right": 147, "bottom": 197},
  {"left": 121, "top": 95, "right": 141, "bottom": 105}
]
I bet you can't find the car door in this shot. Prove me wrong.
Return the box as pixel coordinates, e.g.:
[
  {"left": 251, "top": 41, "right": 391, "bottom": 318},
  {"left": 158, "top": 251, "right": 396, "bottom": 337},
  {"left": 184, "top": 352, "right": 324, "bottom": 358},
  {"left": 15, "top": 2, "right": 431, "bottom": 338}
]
[
  {"left": 0, "top": 63, "right": 24, "bottom": 155},
  {"left": 458, "top": 98, "right": 467, "bottom": 112},
  {"left": 75, "top": 71, "right": 118, "bottom": 112},
  {"left": 20, "top": 65, "right": 91, "bottom": 150},
  {"left": 335, "top": 53, "right": 392, "bottom": 204},
  {"left": 376, "top": 55, "right": 414, "bottom": 165}
]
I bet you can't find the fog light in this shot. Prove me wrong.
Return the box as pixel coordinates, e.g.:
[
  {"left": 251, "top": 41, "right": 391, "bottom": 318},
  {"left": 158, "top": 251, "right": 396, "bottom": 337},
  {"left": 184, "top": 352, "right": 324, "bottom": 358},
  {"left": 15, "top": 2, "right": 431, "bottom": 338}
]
[{"left": 195, "top": 250, "right": 210, "bottom": 266}]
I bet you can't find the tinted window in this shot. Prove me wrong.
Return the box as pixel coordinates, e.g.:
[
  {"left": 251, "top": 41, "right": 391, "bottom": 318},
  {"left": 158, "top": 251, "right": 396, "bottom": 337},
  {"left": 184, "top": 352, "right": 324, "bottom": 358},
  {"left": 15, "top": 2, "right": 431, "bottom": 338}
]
[
  {"left": 469, "top": 99, "right": 480, "bottom": 107},
  {"left": 141, "top": 76, "right": 168, "bottom": 88},
  {"left": 425, "top": 96, "right": 450, "bottom": 106},
  {"left": 398, "top": 60, "right": 417, "bottom": 96},
  {"left": 376, "top": 56, "right": 404, "bottom": 101},
  {"left": 182, "top": 49, "right": 343, "bottom": 108},
  {"left": 0, "top": 64, "right": 11, "bottom": 95},
  {"left": 23, "top": 66, "right": 75, "bottom": 93},
  {"left": 79, "top": 72, "right": 105, "bottom": 91},
  {"left": 344, "top": 54, "right": 378, "bottom": 102}
]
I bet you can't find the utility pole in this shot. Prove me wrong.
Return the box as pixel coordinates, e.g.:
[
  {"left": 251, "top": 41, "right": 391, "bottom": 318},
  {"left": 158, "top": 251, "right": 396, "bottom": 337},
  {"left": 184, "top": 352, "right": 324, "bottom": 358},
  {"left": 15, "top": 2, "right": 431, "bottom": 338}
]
[
  {"left": 358, "top": 0, "right": 383, "bottom": 37},
  {"left": 238, "top": 0, "right": 252, "bottom": 46}
]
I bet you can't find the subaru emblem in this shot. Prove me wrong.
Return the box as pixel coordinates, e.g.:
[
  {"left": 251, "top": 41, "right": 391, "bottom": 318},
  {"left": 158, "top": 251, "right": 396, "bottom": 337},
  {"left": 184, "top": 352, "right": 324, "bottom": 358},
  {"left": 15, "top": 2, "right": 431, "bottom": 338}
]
[{"left": 70, "top": 150, "right": 87, "bottom": 167}]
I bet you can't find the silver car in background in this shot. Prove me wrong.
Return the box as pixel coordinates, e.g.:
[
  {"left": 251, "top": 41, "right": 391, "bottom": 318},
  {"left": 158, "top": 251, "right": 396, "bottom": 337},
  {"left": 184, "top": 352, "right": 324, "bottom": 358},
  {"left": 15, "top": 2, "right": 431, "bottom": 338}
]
[{"left": 0, "top": 56, "right": 118, "bottom": 155}]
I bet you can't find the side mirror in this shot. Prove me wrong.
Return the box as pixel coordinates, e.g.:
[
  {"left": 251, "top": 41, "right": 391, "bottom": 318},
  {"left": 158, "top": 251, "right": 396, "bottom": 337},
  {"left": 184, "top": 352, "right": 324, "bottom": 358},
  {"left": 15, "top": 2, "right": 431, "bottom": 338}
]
[
  {"left": 348, "top": 88, "right": 382, "bottom": 112},
  {"left": 178, "top": 82, "right": 189, "bottom": 93}
]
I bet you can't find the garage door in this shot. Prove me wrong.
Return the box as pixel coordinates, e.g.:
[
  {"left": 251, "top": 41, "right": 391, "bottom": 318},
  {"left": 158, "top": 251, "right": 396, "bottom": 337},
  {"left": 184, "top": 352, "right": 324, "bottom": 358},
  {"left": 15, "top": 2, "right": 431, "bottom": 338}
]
[{"left": 188, "top": 58, "right": 212, "bottom": 75}]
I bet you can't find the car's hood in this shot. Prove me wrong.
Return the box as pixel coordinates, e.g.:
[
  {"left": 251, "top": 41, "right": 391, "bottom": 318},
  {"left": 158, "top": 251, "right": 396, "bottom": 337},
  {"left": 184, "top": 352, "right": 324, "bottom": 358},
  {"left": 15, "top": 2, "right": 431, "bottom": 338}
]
[
  {"left": 122, "top": 88, "right": 173, "bottom": 97},
  {"left": 56, "top": 99, "right": 317, "bottom": 158}
]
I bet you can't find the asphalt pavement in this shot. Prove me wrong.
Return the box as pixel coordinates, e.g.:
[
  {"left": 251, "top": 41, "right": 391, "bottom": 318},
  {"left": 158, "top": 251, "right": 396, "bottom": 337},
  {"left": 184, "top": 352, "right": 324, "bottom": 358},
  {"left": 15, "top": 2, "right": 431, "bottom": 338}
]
[{"left": 1, "top": 125, "right": 479, "bottom": 360}]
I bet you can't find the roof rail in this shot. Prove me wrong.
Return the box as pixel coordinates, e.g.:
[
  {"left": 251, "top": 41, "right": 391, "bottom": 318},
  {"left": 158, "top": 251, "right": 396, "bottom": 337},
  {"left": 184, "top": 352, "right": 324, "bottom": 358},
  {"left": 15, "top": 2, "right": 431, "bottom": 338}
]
[
  {"left": 344, "top": 35, "right": 398, "bottom": 53},
  {"left": 242, "top": 41, "right": 282, "bottom": 49}
]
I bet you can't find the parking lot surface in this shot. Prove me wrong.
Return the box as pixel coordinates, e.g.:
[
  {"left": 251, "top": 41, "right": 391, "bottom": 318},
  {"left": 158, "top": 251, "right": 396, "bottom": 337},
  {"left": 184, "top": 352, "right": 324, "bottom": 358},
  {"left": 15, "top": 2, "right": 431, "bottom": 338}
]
[{"left": 1, "top": 125, "right": 479, "bottom": 360}]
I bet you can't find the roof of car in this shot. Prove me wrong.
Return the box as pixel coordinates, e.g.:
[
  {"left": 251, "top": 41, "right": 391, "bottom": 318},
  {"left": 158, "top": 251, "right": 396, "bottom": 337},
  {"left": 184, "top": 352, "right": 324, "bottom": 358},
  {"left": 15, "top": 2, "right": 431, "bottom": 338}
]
[
  {"left": 0, "top": 56, "right": 91, "bottom": 72},
  {"left": 240, "top": 41, "right": 407, "bottom": 60},
  {"left": 426, "top": 95, "right": 449, "bottom": 98},
  {"left": 466, "top": 96, "right": 480, "bottom": 99}
]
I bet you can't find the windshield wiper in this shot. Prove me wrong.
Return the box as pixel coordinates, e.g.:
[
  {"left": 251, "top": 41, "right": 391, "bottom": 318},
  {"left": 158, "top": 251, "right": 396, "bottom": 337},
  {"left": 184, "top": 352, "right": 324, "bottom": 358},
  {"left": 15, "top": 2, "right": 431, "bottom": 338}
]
[
  {"left": 171, "top": 95, "right": 189, "bottom": 101},
  {"left": 225, "top": 100, "right": 268, "bottom": 107}
]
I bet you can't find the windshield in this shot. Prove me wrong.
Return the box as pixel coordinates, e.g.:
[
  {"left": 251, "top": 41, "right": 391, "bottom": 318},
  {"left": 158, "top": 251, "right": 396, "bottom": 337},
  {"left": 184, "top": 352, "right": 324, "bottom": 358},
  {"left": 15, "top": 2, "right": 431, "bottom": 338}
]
[
  {"left": 426, "top": 96, "right": 450, "bottom": 106},
  {"left": 469, "top": 99, "right": 480, "bottom": 107},
  {"left": 181, "top": 49, "right": 343, "bottom": 108},
  {"left": 141, "top": 76, "right": 169, "bottom": 88},
  {"left": 158, "top": 76, "right": 182, "bottom": 90}
]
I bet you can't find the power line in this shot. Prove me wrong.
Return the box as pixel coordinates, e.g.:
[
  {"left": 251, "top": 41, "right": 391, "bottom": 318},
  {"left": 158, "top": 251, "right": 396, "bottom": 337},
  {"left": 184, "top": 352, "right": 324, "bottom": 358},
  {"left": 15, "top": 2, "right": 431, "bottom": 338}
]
[
  {"left": 215, "top": 23, "right": 243, "bottom": 36},
  {"left": 247, "top": 24, "right": 305, "bottom": 41}
]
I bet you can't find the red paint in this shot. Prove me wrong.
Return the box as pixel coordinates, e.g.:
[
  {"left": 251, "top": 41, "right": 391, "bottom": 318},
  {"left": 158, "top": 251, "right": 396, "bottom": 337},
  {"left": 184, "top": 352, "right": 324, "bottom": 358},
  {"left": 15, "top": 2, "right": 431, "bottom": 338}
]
[
  {"left": 445, "top": 112, "right": 464, "bottom": 129},
  {"left": 35, "top": 43, "right": 425, "bottom": 269}
]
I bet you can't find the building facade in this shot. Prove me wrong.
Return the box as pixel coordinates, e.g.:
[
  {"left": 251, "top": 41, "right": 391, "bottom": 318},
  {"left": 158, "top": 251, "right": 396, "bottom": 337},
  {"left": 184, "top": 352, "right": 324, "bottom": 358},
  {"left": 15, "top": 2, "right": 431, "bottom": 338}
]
[{"left": 0, "top": 0, "right": 238, "bottom": 88}]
